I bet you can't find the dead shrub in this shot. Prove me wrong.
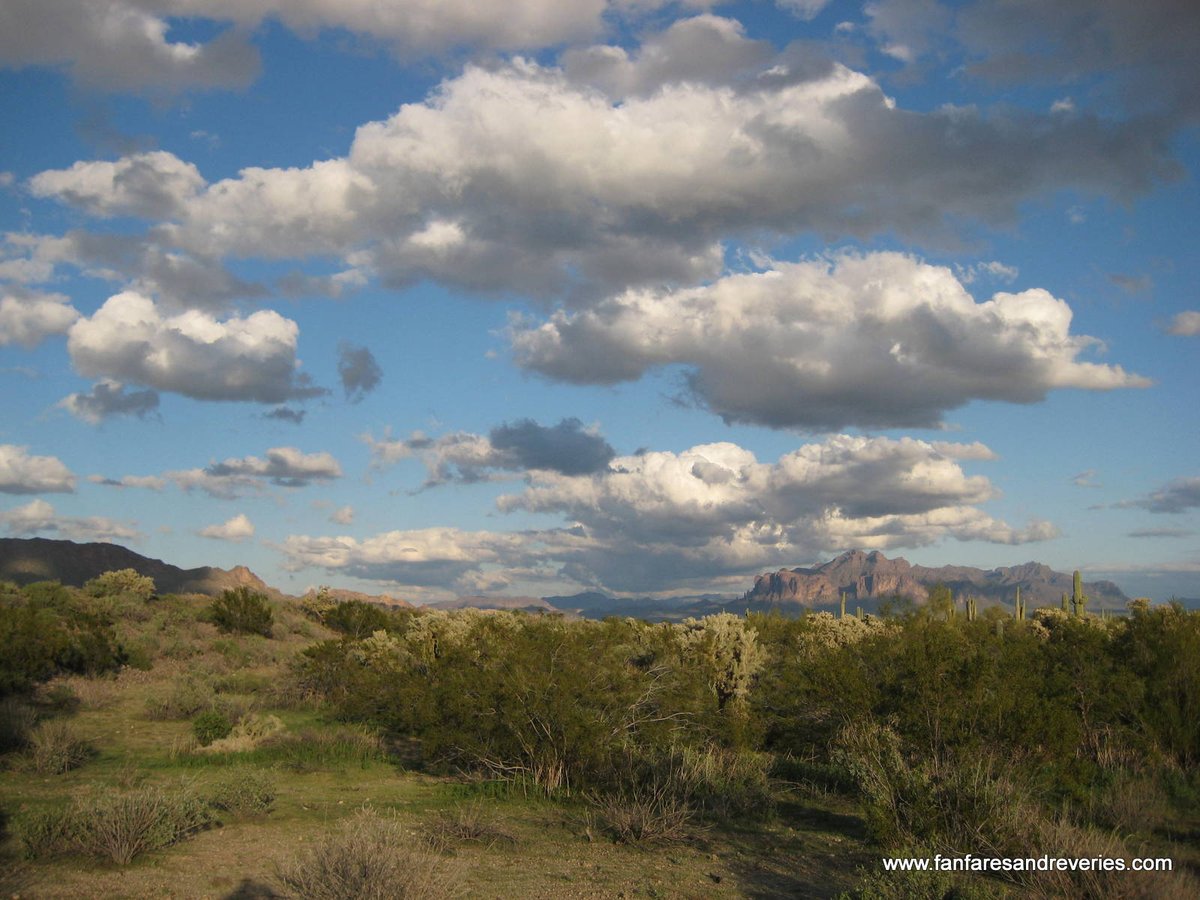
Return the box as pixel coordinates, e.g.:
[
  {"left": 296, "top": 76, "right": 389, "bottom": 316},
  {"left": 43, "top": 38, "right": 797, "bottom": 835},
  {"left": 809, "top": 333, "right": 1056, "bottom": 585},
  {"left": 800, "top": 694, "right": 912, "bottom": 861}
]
[
  {"left": 27, "top": 721, "right": 93, "bottom": 774},
  {"left": 275, "top": 808, "right": 458, "bottom": 899},
  {"left": 589, "top": 781, "right": 695, "bottom": 845},
  {"left": 424, "top": 801, "right": 516, "bottom": 851}
]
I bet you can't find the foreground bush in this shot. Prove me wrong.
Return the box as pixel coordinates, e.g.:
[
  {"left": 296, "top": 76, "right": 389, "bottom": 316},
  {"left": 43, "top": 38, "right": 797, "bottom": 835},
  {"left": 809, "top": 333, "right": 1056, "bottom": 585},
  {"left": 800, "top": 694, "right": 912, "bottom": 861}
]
[
  {"left": 275, "top": 809, "right": 457, "bottom": 899},
  {"left": 18, "top": 786, "right": 213, "bottom": 864},
  {"left": 209, "top": 587, "right": 274, "bottom": 637},
  {"left": 206, "top": 768, "right": 276, "bottom": 816}
]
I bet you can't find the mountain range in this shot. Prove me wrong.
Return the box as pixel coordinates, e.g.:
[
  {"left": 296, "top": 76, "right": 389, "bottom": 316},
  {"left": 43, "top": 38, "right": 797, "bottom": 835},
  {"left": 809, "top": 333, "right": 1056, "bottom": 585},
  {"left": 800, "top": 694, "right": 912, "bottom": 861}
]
[{"left": 0, "top": 538, "right": 1131, "bottom": 616}]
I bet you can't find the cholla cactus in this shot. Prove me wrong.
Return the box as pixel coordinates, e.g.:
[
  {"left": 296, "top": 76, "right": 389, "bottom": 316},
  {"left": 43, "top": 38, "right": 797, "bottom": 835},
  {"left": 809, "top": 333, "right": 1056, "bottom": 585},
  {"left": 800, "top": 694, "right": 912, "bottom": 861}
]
[{"left": 675, "top": 613, "right": 765, "bottom": 709}]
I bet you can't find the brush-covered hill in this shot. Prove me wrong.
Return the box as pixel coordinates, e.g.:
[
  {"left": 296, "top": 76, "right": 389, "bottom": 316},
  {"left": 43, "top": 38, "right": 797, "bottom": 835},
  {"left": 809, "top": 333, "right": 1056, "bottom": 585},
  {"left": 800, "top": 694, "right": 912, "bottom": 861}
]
[{"left": 0, "top": 537, "right": 279, "bottom": 598}]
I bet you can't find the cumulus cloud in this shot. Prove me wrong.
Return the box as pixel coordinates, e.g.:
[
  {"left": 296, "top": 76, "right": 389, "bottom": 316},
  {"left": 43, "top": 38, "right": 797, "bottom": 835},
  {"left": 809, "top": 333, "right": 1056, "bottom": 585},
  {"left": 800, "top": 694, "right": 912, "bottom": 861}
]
[
  {"left": 337, "top": 342, "right": 382, "bottom": 403},
  {"left": 67, "top": 291, "right": 323, "bottom": 404},
  {"left": 28, "top": 25, "right": 1156, "bottom": 303},
  {"left": 0, "top": 0, "right": 260, "bottom": 92},
  {"left": 28, "top": 151, "right": 205, "bottom": 219},
  {"left": 364, "top": 418, "right": 615, "bottom": 486},
  {"left": 1124, "top": 477, "right": 1200, "bottom": 514},
  {"left": 289, "top": 435, "right": 1054, "bottom": 593},
  {"left": 511, "top": 253, "right": 1149, "bottom": 430},
  {"left": 0, "top": 445, "right": 76, "bottom": 494},
  {"left": 0, "top": 498, "right": 137, "bottom": 542},
  {"left": 199, "top": 513, "right": 255, "bottom": 542},
  {"left": 0, "top": 291, "right": 78, "bottom": 348},
  {"left": 59, "top": 380, "right": 160, "bottom": 424},
  {"left": 1166, "top": 311, "right": 1200, "bottom": 336}
]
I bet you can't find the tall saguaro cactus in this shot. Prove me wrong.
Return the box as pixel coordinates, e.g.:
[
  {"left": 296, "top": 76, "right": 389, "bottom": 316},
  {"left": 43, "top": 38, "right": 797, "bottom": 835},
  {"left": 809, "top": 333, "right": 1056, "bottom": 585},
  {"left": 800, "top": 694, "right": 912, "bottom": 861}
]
[
  {"left": 1014, "top": 585, "right": 1025, "bottom": 621},
  {"left": 840, "top": 590, "right": 847, "bottom": 620},
  {"left": 1072, "top": 570, "right": 1089, "bottom": 617}
]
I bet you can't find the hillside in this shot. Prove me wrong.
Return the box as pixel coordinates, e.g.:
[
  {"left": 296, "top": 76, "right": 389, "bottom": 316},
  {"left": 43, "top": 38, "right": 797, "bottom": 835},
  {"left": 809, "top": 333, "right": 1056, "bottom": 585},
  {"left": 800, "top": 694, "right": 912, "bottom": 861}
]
[
  {"left": 745, "top": 549, "right": 1129, "bottom": 610},
  {"left": 0, "top": 537, "right": 278, "bottom": 598}
]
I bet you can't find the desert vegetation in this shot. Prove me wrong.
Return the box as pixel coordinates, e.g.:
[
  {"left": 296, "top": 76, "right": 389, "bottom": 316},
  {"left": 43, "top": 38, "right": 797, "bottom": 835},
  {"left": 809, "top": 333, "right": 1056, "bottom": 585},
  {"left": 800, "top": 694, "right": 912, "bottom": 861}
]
[{"left": 1, "top": 573, "right": 1198, "bottom": 897}]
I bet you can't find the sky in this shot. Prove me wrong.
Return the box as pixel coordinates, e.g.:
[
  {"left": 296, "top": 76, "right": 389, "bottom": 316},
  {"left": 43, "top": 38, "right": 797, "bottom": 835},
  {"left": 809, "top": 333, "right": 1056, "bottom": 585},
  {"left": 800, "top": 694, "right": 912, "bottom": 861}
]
[{"left": 0, "top": 0, "right": 1197, "bottom": 603}]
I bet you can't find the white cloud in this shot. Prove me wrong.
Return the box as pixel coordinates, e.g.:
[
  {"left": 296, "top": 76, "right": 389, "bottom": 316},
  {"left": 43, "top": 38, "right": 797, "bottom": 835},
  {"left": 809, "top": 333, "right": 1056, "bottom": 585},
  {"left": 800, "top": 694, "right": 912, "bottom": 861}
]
[
  {"left": 67, "top": 291, "right": 323, "bottom": 404},
  {"left": 0, "top": 498, "right": 138, "bottom": 542},
  {"left": 511, "top": 252, "right": 1149, "bottom": 430},
  {"left": 0, "top": 445, "right": 76, "bottom": 494},
  {"left": 330, "top": 505, "right": 354, "bottom": 525},
  {"left": 0, "top": 291, "right": 79, "bottom": 348},
  {"left": 199, "top": 513, "right": 255, "bottom": 542},
  {"left": 45, "top": 34, "right": 1163, "bottom": 303},
  {"left": 169, "top": 446, "right": 341, "bottom": 499},
  {"left": 1166, "top": 311, "right": 1200, "bottom": 336},
  {"left": 29, "top": 151, "right": 205, "bottom": 219},
  {"left": 286, "top": 435, "right": 1056, "bottom": 593}
]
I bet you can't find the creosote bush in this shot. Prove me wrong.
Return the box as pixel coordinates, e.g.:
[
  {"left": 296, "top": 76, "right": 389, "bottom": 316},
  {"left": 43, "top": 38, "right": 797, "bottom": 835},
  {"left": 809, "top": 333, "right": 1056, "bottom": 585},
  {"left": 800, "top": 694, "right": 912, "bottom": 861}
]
[
  {"left": 27, "top": 721, "right": 93, "bottom": 775},
  {"left": 206, "top": 767, "right": 276, "bottom": 816},
  {"left": 275, "top": 808, "right": 458, "bottom": 900},
  {"left": 209, "top": 587, "right": 274, "bottom": 637}
]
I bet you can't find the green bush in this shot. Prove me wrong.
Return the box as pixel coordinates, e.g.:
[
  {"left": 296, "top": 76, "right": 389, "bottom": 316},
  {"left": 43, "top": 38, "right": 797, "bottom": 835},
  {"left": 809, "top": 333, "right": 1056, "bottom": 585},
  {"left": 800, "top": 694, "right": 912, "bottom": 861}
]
[
  {"left": 192, "top": 709, "right": 234, "bottom": 747},
  {"left": 0, "top": 698, "right": 36, "bottom": 753},
  {"left": 74, "top": 786, "right": 213, "bottom": 865},
  {"left": 16, "top": 805, "right": 76, "bottom": 860},
  {"left": 206, "top": 768, "right": 276, "bottom": 816},
  {"left": 84, "top": 569, "right": 156, "bottom": 601},
  {"left": 209, "top": 588, "right": 274, "bottom": 637}
]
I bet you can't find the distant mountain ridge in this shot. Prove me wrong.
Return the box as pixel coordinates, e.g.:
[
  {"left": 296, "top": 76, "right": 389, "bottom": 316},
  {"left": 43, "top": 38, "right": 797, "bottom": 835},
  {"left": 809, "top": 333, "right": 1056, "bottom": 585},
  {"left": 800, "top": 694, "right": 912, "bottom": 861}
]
[
  {"left": 0, "top": 537, "right": 279, "bottom": 598},
  {"left": 744, "top": 549, "right": 1129, "bottom": 610}
]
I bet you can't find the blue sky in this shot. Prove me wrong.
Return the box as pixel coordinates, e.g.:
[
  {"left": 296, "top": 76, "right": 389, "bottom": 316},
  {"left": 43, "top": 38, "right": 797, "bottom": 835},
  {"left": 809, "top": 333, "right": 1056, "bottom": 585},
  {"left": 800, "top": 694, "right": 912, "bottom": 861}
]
[{"left": 1, "top": 0, "right": 1197, "bottom": 602}]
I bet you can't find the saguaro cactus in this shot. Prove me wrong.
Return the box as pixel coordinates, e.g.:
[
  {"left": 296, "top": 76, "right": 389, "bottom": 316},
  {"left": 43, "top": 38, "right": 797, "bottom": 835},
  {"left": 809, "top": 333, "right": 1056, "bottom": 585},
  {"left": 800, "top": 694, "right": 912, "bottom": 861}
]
[
  {"left": 1061, "top": 593, "right": 1069, "bottom": 612},
  {"left": 1014, "top": 585, "right": 1025, "bottom": 621},
  {"left": 1072, "top": 570, "right": 1089, "bottom": 617},
  {"left": 966, "top": 596, "right": 978, "bottom": 622},
  {"left": 840, "top": 590, "right": 847, "bottom": 620}
]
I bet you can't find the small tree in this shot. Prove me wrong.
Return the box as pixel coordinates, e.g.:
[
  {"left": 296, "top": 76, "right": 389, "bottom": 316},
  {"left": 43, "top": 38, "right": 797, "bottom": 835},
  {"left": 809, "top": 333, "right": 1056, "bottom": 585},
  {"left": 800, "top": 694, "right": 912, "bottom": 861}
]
[{"left": 209, "top": 588, "right": 274, "bottom": 637}]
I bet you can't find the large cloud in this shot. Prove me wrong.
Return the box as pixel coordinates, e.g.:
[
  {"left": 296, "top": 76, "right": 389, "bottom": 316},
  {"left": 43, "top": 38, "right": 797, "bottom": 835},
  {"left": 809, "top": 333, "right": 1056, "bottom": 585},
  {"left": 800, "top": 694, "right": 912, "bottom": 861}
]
[
  {"left": 286, "top": 435, "right": 1056, "bottom": 594},
  {"left": 510, "top": 252, "right": 1148, "bottom": 430},
  {"left": 364, "top": 418, "right": 615, "bottom": 486},
  {"left": 0, "top": 445, "right": 76, "bottom": 495},
  {"left": 0, "top": 499, "right": 137, "bottom": 542},
  {"left": 0, "top": 291, "right": 78, "bottom": 348},
  {"left": 26, "top": 17, "right": 1175, "bottom": 304},
  {"left": 67, "top": 291, "right": 323, "bottom": 404}
]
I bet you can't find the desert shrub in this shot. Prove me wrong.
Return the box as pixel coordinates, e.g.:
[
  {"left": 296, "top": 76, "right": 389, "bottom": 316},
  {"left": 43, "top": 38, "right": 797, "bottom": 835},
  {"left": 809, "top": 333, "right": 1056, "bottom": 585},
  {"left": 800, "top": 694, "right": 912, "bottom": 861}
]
[
  {"left": 424, "top": 801, "right": 516, "bottom": 851},
  {"left": 73, "top": 786, "right": 213, "bottom": 865},
  {"left": 37, "top": 681, "right": 81, "bottom": 714},
  {"left": 1091, "top": 770, "right": 1171, "bottom": 835},
  {"left": 27, "top": 721, "right": 93, "bottom": 774},
  {"left": 844, "top": 862, "right": 1000, "bottom": 900},
  {"left": 275, "top": 808, "right": 457, "bottom": 900},
  {"left": 0, "top": 697, "right": 36, "bottom": 753},
  {"left": 206, "top": 768, "right": 276, "bottom": 816},
  {"left": 248, "top": 724, "right": 381, "bottom": 770},
  {"left": 192, "top": 709, "right": 234, "bottom": 746},
  {"left": 321, "top": 600, "right": 393, "bottom": 639},
  {"left": 15, "top": 805, "right": 76, "bottom": 859},
  {"left": 84, "top": 569, "right": 156, "bottom": 601},
  {"left": 145, "top": 676, "right": 219, "bottom": 720},
  {"left": 665, "top": 744, "right": 774, "bottom": 819},
  {"left": 589, "top": 780, "right": 695, "bottom": 845},
  {"left": 199, "top": 713, "right": 287, "bottom": 755},
  {"left": 209, "top": 587, "right": 274, "bottom": 637}
]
